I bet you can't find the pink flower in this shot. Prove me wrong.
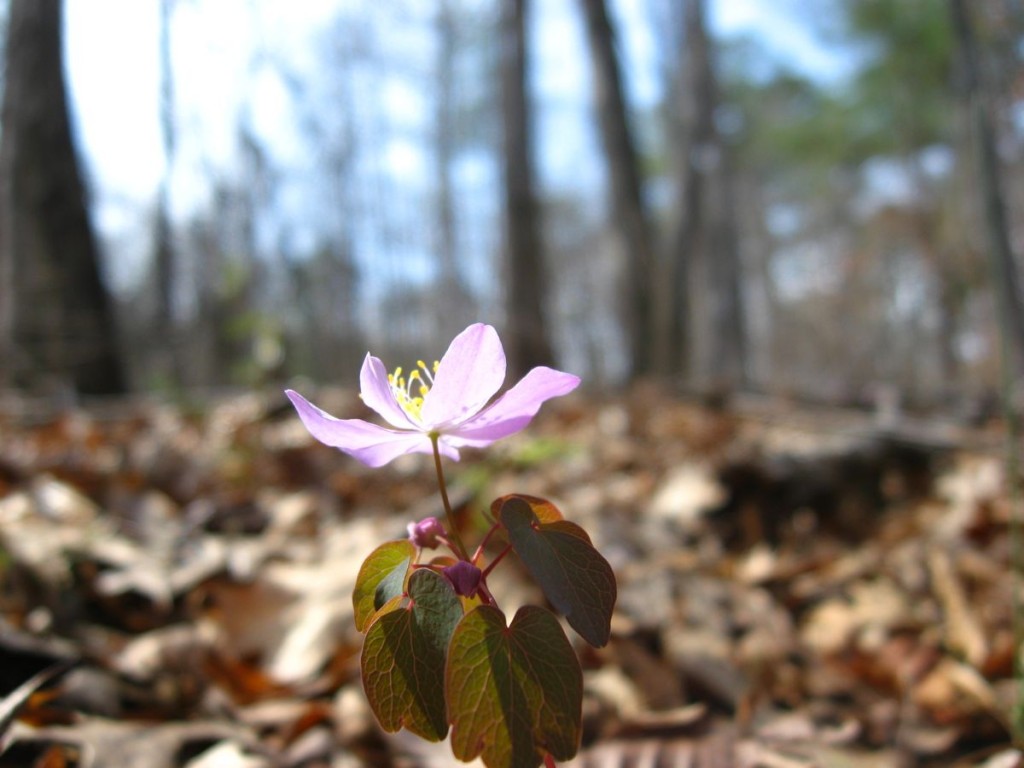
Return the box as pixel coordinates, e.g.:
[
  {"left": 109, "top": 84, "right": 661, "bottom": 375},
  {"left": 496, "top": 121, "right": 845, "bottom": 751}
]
[{"left": 286, "top": 323, "right": 580, "bottom": 468}]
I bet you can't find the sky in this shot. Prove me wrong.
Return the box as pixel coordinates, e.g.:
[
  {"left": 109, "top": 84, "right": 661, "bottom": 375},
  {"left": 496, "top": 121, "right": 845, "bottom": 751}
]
[{"left": 63, "top": 0, "right": 852, "bottom": 290}]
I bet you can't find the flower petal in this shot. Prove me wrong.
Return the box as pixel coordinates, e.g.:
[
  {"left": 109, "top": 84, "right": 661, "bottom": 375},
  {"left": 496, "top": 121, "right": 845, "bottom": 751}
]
[
  {"left": 444, "top": 367, "right": 580, "bottom": 446},
  {"left": 359, "top": 354, "right": 420, "bottom": 429},
  {"left": 286, "top": 389, "right": 447, "bottom": 467},
  {"left": 421, "top": 323, "right": 506, "bottom": 428}
]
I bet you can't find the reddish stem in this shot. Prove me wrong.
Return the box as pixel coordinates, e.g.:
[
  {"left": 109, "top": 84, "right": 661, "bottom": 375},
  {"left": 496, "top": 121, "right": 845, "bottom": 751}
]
[
  {"left": 475, "top": 579, "right": 498, "bottom": 607},
  {"left": 544, "top": 754, "right": 557, "bottom": 768},
  {"left": 471, "top": 522, "right": 503, "bottom": 565},
  {"left": 481, "top": 544, "right": 513, "bottom": 579}
]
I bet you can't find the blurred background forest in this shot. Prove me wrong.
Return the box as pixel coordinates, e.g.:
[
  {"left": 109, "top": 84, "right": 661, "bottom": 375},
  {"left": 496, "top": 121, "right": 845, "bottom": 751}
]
[
  {"left": 0, "top": 0, "right": 1022, "bottom": 409},
  {"left": 2, "top": 3, "right": 1024, "bottom": 765}
]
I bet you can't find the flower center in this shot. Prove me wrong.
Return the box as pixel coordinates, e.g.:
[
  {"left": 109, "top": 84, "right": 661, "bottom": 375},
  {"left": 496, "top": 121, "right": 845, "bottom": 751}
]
[{"left": 388, "top": 360, "right": 439, "bottom": 421}]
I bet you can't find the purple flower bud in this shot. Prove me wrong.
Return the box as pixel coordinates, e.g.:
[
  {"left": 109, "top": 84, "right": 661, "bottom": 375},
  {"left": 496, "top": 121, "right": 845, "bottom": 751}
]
[
  {"left": 442, "top": 561, "right": 482, "bottom": 598},
  {"left": 407, "top": 517, "right": 446, "bottom": 549}
]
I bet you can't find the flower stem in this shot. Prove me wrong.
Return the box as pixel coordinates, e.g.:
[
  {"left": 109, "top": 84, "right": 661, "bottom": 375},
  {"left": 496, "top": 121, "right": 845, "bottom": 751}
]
[{"left": 430, "top": 434, "right": 470, "bottom": 561}]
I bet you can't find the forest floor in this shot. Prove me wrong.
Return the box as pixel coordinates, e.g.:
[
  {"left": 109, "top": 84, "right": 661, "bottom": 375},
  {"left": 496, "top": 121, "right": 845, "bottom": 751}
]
[{"left": 0, "top": 385, "right": 1019, "bottom": 768}]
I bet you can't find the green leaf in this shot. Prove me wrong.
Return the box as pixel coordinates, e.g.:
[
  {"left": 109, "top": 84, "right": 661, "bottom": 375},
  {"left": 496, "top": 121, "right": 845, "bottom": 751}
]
[
  {"left": 447, "top": 605, "right": 582, "bottom": 768},
  {"left": 361, "top": 567, "right": 463, "bottom": 741},
  {"left": 499, "top": 495, "right": 616, "bottom": 648},
  {"left": 353, "top": 540, "right": 415, "bottom": 632}
]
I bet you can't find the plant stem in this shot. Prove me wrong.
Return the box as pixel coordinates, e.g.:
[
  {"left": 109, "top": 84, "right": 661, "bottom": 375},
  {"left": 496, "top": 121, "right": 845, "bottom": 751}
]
[
  {"left": 476, "top": 580, "right": 498, "bottom": 607},
  {"left": 481, "top": 544, "right": 513, "bottom": 580},
  {"left": 430, "top": 434, "right": 470, "bottom": 561},
  {"left": 472, "top": 522, "right": 503, "bottom": 565}
]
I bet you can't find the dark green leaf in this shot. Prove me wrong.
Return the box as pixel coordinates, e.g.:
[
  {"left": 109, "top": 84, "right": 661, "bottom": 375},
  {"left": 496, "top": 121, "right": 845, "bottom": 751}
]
[
  {"left": 499, "top": 495, "right": 616, "bottom": 648},
  {"left": 447, "top": 605, "right": 582, "bottom": 768},
  {"left": 361, "top": 567, "right": 463, "bottom": 741}
]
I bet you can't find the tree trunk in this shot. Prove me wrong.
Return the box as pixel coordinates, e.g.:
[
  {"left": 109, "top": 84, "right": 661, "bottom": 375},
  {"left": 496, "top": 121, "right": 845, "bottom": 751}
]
[
  {"left": 500, "top": 0, "right": 554, "bottom": 376},
  {"left": 661, "top": 0, "right": 715, "bottom": 381},
  {"left": 578, "top": 0, "right": 655, "bottom": 378},
  {"left": 0, "top": 0, "right": 125, "bottom": 394},
  {"left": 707, "top": 145, "right": 748, "bottom": 389},
  {"left": 151, "top": 0, "right": 178, "bottom": 384},
  {"left": 434, "top": 0, "right": 475, "bottom": 341},
  {"left": 948, "top": 0, "right": 1024, "bottom": 374}
]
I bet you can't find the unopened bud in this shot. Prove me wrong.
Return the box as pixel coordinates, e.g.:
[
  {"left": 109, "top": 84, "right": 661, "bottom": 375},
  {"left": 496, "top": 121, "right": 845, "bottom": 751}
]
[
  {"left": 442, "top": 561, "right": 482, "bottom": 598},
  {"left": 407, "top": 517, "right": 446, "bottom": 549}
]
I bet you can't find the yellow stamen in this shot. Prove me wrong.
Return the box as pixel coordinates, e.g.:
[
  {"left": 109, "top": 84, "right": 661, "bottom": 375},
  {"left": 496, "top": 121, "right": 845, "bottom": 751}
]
[
  {"left": 389, "top": 364, "right": 431, "bottom": 420},
  {"left": 416, "top": 359, "right": 438, "bottom": 385}
]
